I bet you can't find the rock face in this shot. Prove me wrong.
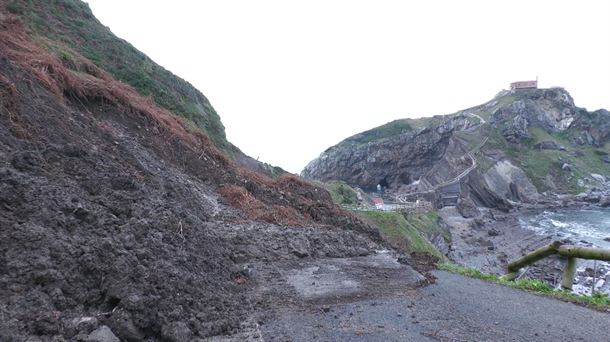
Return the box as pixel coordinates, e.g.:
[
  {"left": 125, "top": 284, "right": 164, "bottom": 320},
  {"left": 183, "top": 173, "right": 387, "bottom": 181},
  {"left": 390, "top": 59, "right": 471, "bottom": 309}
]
[
  {"left": 491, "top": 88, "right": 577, "bottom": 134},
  {"left": 457, "top": 195, "right": 480, "bottom": 218},
  {"left": 302, "top": 115, "right": 475, "bottom": 190},
  {"left": 483, "top": 159, "right": 539, "bottom": 202},
  {"left": 570, "top": 109, "right": 610, "bottom": 146},
  {"left": 598, "top": 195, "right": 610, "bottom": 207},
  {"left": 304, "top": 87, "right": 610, "bottom": 206},
  {"left": 501, "top": 113, "right": 530, "bottom": 143}
]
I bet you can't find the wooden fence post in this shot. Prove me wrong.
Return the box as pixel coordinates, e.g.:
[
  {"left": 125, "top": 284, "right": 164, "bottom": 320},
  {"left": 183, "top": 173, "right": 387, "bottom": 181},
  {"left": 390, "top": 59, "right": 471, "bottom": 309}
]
[{"left": 561, "top": 257, "right": 577, "bottom": 290}]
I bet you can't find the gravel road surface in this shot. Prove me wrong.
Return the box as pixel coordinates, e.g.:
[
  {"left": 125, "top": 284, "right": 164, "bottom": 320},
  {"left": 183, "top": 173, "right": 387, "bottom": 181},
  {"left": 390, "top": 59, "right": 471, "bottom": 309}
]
[{"left": 258, "top": 270, "right": 610, "bottom": 341}]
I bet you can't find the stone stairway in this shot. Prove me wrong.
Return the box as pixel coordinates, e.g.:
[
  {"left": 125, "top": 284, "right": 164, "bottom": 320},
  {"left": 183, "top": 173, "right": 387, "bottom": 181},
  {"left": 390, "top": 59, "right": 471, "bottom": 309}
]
[{"left": 439, "top": 181, "right": 461, "bottom": 207}]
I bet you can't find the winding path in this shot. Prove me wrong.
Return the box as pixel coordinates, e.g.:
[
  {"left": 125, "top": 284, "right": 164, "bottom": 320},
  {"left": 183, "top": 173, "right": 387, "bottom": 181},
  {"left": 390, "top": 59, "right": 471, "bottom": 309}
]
[{"left": 395, "top": 137, "right": 488, "bottom": 203}]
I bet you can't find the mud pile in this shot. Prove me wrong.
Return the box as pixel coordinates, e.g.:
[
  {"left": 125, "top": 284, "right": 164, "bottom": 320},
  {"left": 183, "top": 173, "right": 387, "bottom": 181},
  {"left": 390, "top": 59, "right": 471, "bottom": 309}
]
[{"left": 0, "top": 13, "right": 384, "bottom": 341}]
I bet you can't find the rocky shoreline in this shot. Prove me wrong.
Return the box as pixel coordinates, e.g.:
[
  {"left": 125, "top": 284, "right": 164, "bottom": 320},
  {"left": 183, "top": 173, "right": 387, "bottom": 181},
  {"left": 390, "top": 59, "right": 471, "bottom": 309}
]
[{"left": 441, "top": 201, "right": 610, "bottom": 294}]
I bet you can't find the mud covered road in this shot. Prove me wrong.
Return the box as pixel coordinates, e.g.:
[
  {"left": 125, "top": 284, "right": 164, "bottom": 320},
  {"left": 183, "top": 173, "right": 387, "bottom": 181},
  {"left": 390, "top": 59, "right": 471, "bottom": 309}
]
[{"left": 227, "top": 259, "right": 610, "bottom": 342}]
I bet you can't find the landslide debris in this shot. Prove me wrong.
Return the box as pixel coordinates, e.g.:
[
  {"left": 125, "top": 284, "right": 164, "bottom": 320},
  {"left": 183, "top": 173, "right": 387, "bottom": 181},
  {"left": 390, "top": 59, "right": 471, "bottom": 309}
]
[{"left": 0, "top": 6, "right": 384, "bottom": 341}]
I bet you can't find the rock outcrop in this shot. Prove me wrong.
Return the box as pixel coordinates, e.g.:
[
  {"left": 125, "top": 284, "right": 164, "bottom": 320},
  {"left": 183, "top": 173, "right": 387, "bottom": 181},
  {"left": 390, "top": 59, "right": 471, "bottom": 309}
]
[
  {"left": 457, "top": 194, "right": 481, "bottom": 218},
  {"left": 304, "top": 88, "right": 610, "bottom": 206},
  {"left": 302, "top": 115, "right": 476, "bottom": 190},
  {"left": 483, "top": 159, "right": 539, "bottom": 202}
]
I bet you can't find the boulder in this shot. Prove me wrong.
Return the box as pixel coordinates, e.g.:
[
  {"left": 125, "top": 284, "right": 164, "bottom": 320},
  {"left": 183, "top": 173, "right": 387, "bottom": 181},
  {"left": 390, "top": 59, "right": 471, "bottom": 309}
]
[
  {"left": 457, "top": 196, "right": 480, "bottom": 218},
  {"left": 71, "top": 317, "right": 99, "bottom": 334},
  {"left": 584, "top": 195, "right": 601, "bottom": 203},
  {"left": 161, "top": 321, "right": 192, "bottom": 342},
  {"left": 107, "top": 311, "right": 145, "bottom": 341},
  {"left": 465, "top": 172, "right": 513, "bottom": 212},
  {"left": 86, "top": 326, "right": 120, "bottom": 342},
  {"left": 488, "top": 228, "right": 500, "bottom": 237},
  {"left": 599, "top": 196, "right": 610, "bottom": 207},
  {"left": 602, "top": 156, "right": 610, "bottom": 164},
  {"left": 591, "top": 173, "right": 606, "bottom": 183},
  {"left": 288, "top": 235, "right": 311, "bottom": 258},
  {"left": 483, "top": 160, "right": 538, "bottom": 202}
]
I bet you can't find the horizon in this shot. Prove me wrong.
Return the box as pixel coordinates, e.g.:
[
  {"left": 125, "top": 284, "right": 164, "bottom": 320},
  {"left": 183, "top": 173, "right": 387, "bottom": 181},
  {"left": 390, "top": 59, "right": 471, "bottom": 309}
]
[{"left": 85, "top": 0, "right": 610, "bottom": 173}]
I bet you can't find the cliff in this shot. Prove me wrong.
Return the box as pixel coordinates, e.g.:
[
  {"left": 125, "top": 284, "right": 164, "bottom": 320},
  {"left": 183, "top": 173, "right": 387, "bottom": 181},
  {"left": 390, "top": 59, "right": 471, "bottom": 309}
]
[{"left": 303, "top": 88, "right": 610, "bottom": 205}]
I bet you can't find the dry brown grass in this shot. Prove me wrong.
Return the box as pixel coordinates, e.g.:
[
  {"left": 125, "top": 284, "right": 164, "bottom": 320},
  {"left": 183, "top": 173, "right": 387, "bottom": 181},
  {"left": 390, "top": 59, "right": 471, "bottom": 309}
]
[
  {"left": 0, "top": 11, "right": 368, "bottom": 231},
  {"left": 0, "top": 15, "right": 205, "bottom": 147},
  {"left": 219, "top": 184, "right": 304, "bottom": 226},
  {"left": 0, "top": 71, "right": 30, "bottom": 138}
]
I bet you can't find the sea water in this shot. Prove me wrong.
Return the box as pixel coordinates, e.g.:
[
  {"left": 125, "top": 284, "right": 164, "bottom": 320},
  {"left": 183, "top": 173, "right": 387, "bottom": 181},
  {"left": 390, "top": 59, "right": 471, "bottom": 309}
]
[
  {"left": 520, "top": 207, "right": 610, "bottom": 249},
  {"left": 520, "top": 207, "right": 610, "bottom": 294}
]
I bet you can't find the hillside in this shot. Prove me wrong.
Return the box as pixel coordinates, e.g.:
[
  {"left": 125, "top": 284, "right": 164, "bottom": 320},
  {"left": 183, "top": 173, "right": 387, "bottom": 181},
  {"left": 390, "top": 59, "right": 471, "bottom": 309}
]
[
  {"left": 4, "top": 0, "right": 287, "bottom": 177},
  {"left": 0, "top": 2, "right": 397, "bottom": 340},
  {"left": 302, "top": 87, "right": 610, "bottom": 206},
  {"left": 7, "top": 0, "right": 231, "bottom": 152}
]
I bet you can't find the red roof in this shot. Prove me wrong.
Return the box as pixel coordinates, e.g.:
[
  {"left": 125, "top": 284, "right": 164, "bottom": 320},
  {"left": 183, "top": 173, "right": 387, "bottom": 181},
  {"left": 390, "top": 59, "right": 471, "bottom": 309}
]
[{"left": 372, "top": 197, "right": 384, "bottom": 205}]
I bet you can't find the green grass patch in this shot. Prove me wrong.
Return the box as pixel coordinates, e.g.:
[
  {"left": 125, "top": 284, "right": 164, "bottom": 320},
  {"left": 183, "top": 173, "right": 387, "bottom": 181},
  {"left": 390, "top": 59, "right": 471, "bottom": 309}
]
[
  {"left": 439, "top": 262, "right": 610, "bottom": 309},
  {"left": 509, "top": 127, "right": 610, "bottom": 193},
  {"left": 359, "top": 210, "right": 445, "bottom": 258},
  {"left": 325, "top": 180, "right": 359, "bottom": 206},
  {"left": 484, "top": 126, "right": 608, "bottom": 194},
  {"left": 344, "top": 119, "right": 414, "bottom": 145},
  {"left": 339, "top": 116, "right": 445, "bottom": 148},
  {"left": 471, "top": 94, "right": 517, "bottom": 120}
]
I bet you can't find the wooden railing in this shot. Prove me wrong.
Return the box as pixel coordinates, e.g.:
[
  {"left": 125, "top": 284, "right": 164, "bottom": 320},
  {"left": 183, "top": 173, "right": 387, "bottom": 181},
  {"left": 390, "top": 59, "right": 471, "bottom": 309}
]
[{"left": 503, "top": 241, "right": 610, "bottom": 289}]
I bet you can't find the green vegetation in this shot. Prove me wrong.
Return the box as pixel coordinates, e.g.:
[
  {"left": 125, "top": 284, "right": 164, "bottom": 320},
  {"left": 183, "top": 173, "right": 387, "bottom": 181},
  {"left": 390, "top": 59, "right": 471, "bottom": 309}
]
[
  {"left": 11, "top": 0, "right": 232, "bottom": 153},
  {"left": 439, "top": 262, "right": 610, "bottom": 309},
  {"left": 325, "top": 181, "right": 359, "bottom": 205},
  {"left": 461, "top": 94, "right": 517, "bottom": 121},
  {"left": 479, "top": 119, "right": 609, "bottom": 194},
  {"left": 339, "top": 116, "right": 445, "bottom": 147},
  {"left": 359, "top": 210, "right": 445, "bottom": 258},
  {"left": 506, "top": 127, "right": 609, "bottom": 193},
  {"left": 7, "top": 0, "right": 24, "bottom": 14},
  {"left": 344, "top": 119, "right": 414, "bottom": 144}
]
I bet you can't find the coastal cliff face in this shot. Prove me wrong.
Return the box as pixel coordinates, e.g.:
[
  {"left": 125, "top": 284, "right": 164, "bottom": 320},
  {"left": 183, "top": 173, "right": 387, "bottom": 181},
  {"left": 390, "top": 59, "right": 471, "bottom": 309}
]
[
  {"left": 303, "top": 88, "right": 610, "bottom": 204},
  {"left": 302, "top": 115, "right": 477, "bottom": 191}
]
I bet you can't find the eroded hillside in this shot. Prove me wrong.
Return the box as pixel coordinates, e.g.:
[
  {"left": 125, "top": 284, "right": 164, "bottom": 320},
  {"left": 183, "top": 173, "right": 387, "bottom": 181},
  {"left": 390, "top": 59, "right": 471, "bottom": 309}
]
[{"left": 0, "top": 3, "right": 398, "bottom": 340}]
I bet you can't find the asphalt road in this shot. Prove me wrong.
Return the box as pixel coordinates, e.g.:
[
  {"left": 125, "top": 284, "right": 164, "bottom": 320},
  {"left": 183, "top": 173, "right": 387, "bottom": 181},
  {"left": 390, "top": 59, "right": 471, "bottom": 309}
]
[{"left": 259, "top": 271, "right": 610, "bottom": 341}]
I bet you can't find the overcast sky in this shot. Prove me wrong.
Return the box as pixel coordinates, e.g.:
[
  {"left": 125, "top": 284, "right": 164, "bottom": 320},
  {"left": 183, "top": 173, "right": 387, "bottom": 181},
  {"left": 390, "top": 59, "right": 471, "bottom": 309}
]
[{"left": 85, "top": 0, "right": 610, "bottom": 173}]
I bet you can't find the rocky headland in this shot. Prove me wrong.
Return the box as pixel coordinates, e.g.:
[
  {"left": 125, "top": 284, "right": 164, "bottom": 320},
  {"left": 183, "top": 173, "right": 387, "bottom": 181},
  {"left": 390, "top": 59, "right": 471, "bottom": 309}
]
[{"left": 304, "top": 86, "right": 610, "bottom": 290}]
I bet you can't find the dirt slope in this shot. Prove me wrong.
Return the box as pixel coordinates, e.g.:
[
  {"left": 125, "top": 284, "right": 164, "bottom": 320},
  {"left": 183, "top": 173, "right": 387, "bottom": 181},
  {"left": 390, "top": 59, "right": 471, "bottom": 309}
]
[{"left": 0, "top": 10, "right": 388, "bottom": 341}]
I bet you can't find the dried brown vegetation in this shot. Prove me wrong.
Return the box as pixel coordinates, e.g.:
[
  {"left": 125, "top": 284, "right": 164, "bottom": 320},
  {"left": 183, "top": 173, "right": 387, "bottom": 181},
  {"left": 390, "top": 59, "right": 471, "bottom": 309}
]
[{"left": 0, "top": 10, "right": 379, "bottom": 232}]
